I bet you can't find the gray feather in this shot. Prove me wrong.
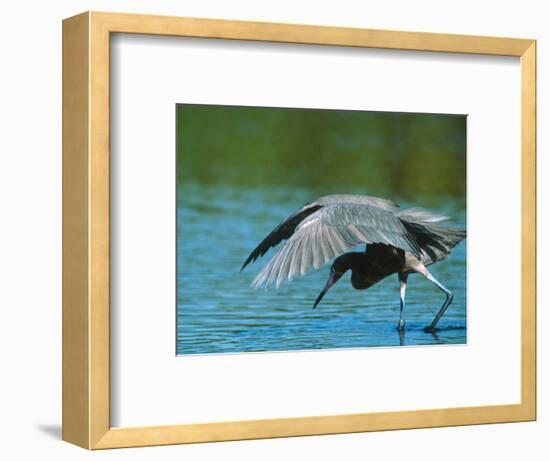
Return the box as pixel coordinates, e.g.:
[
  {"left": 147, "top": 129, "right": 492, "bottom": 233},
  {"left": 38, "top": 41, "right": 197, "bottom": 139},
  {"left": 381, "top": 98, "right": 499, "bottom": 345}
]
[{"left": 252, "top": 202, "right": 422, "bottom": 288}]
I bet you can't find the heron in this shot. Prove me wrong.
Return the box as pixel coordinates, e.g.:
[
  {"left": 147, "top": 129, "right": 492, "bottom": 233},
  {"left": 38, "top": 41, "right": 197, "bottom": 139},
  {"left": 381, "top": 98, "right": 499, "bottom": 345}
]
[{"left": 241, "top": 194, "right": 466, "bottom": 332}]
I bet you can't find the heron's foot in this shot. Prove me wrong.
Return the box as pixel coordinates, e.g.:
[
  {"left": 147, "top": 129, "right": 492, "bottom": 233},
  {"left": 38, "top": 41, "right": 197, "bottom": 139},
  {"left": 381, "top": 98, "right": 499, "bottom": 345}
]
[
  {"left": 424, "top": 325, "right": 437, "bottom": 333},
  {"left": 396, "top": 324, "right": 405, "bottom": 332}
]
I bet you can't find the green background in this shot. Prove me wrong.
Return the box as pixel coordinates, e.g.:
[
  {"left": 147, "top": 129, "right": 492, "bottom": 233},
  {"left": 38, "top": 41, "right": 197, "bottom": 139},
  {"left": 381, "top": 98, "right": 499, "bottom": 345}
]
[{"left": 177, "top": 104, "right": 466, "bottom": 206}]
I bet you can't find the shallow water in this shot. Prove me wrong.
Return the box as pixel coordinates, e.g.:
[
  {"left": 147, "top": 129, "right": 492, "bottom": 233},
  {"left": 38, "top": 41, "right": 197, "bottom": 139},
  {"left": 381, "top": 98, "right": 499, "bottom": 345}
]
[{"left": 177, "top": 183, "right": 466, "bottom": 355}]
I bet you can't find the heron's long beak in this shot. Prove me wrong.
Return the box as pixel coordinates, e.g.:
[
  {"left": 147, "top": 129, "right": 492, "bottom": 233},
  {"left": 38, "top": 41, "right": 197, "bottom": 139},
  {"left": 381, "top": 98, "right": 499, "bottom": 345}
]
[{"left": 313, "top": 269, "right": 342, "bottom": 309}]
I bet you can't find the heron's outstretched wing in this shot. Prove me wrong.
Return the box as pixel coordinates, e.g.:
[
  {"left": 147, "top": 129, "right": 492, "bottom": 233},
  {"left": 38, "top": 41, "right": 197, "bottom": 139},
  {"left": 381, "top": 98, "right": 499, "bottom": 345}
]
[
  {"left": 241, "top": 194, "right": 399, "bottom": 271},
  {"left": 252, "top": 203, "right": 422, "bottom": 288}
]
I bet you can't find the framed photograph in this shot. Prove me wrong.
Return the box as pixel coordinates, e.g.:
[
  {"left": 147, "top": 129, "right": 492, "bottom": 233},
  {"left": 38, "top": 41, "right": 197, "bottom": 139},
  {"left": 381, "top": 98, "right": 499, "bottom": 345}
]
[{"left": 62, "top": 11, "right": 536, "bottom": 449}]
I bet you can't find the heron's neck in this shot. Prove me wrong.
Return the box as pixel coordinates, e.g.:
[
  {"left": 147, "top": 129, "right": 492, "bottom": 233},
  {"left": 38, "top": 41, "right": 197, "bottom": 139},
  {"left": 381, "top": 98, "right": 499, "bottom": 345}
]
[{"left": 334, "top": 252, "right": 366, "bottom": 272}]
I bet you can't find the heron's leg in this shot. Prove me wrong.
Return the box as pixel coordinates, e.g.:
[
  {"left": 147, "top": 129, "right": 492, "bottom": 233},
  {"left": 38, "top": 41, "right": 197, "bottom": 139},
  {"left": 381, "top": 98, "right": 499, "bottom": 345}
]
[
  {"left": 422, "top": 271, "right": 454, "bottom": 332},
  {"left": 397, "top": 272, "right": 409, "bottom": 331},
  {"left": 398, "top": 328, "right": 405, "bottom": 346}
]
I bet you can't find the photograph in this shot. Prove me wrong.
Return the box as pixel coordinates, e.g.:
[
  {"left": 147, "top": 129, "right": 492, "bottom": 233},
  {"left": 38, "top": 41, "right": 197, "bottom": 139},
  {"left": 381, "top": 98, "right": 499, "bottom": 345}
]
[
  {"left": 176, "top": 104, "right": 467, "bottom": 355},
  {"left": 5, "top": 2, "right": 537, "bottom": 455}
]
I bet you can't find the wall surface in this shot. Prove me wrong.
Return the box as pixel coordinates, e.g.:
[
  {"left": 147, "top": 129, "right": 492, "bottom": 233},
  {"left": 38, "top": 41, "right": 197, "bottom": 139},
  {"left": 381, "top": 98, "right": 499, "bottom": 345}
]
[{"left": 0, "top": 0, "right": 547, "bottom": 459}]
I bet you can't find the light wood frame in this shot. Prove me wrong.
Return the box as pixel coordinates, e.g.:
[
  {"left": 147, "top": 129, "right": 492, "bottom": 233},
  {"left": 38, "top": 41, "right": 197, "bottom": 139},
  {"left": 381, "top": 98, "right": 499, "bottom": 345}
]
[{"left": 62, "top": 11, "right": 536, "bottom": 449}]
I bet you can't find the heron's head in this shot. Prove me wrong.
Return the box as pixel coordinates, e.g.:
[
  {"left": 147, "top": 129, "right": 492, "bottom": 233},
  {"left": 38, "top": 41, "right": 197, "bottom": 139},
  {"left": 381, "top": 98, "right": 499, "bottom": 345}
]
[{"left": 312, "top": 253, "right": 357, "bottom": 309}]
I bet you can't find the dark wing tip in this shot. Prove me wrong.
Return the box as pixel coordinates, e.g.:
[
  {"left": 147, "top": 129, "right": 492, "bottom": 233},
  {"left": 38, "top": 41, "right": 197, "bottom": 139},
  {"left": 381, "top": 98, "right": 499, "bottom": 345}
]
[
  {"left": 240, "top": 254, "right": 255, "bottom": 272},
  {"left": 240, "top": 244, "right": 269, "bottom": 271},
  {"left": 240, "top": 204, "right": 324, "bottom": 272}
]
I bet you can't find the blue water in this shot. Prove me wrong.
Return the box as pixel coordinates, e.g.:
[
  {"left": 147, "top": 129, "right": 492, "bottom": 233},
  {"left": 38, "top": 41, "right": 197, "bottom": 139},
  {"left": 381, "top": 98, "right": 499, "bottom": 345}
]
[{"left": 176, "top": 183, "right": 466, "bottom": 355}]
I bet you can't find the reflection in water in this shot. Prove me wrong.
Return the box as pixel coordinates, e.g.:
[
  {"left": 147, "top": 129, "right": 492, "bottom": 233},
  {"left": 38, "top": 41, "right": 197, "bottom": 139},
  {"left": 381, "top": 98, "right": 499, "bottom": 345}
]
[{"left": 177, "top": 183, "right": 467, "bottom": 355}]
